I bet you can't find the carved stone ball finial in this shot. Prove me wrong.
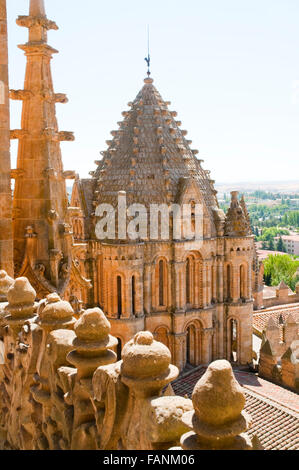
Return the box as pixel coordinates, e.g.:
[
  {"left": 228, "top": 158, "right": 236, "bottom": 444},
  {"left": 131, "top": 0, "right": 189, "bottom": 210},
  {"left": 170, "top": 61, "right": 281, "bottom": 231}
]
[
  {"left": 38, "top": 293, "right": 75, "bottom": 330},
  {"left": 5, "top": 277, "right": 37, "bottom": 323},
  {"left": 180, "top": 360, "right": 253, "bottom": 450},
  {"left": 121, "top": 331, "right": 179, "bottom": 396},
  {"left": 0, "top": 270, "right": 14, "bottom": 302},
  {"left": 67, "top": 308, "right": 117, "bottom": 379},
  {"left": 74, "top": 308, "right": 111, "bottom": 342}
]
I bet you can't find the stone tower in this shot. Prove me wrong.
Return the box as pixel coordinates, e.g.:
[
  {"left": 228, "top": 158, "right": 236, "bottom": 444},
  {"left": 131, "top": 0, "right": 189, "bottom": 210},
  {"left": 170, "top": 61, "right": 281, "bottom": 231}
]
[
  {"left": 0, "top": 0, "right": 13, "bottom": 276},
  {"left": 71, "top": 76, "right": 255, "bottom": 370},
  {"left": 10, "top": 0, "right": 75, "bottom": 297}
]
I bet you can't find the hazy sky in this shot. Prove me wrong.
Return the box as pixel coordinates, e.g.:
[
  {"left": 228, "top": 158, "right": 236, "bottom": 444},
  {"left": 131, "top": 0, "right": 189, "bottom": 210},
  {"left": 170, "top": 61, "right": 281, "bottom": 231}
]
[{"left": 7, "top": 0, "right": 299, "bottom": 183}]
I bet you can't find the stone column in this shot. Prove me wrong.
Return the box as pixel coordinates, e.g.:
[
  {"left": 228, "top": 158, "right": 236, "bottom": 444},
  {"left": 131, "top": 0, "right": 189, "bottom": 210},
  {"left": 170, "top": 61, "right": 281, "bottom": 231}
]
[
  {"left": 67, "top": 308, "right": 118, "bottom": 450},
  {"left": 167, "top": 262, "right": 172, "bottom": 309},
  {"left": 143, "top": 263, "right": 151, "bottom": 315},
  {"left": 136, "top": 273, "right": 143, "bottom": 317},
  {"left": 194, "top": 260, "right": 200, "bottom": 308},
  {"left": 247, "top": 261, "right": 252, "bottom": 300},
  {"left": 31, "top": 293, "right": 76, "bottom": 450},
  {"left": 0, "top": 0, "right": 13, "bottom": 276},
  {"left": 232, "top": 265, "right": 239, "bottom": 303},
  {"left": 120, "top": 331, "right": 179, "bottom": 450},
  {"left": 206, "top": 260, "right": 212, "bottom": 306},
  {"left": 201, "top": 328, "right": 213, "bottom": 364},
  {"left": 212, "top": 262, "right": 217, "bottom": 302},
  {"left": 172, "top": 333, "right": 186, "bottom": 371},
  {"left": 3, "top": 277, "right": 37, "bottom": 449},
  {"left": 202, "top": 263, "right": 207, "bottom": 308},
  {"left": 173, "top": 262, "right": 182, "bottom": 311},
  {"left": 217, "top": 257, "right": 224, "bottom": 303}
]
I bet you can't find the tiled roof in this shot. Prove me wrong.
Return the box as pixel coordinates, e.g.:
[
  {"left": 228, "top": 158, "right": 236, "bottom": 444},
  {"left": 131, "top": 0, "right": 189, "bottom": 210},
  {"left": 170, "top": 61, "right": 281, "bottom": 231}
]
[
  {"left": 172, "top": 367, "right": 299, "bottom": 450},
  {"left": 253, "top": 304, "right": 299, "bottom": 334},
  {"left": 92, "top": 77, "right": 218, "bottom": 213}
]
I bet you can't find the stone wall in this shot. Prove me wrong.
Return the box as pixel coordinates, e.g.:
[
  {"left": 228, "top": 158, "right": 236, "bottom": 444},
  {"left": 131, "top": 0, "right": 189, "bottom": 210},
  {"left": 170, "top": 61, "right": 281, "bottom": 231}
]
[
  {"left": 258, "top": 315, "right": 299, "bottom": 392},
  {"left": 0, "top": 272, "right": 259, "bottom": 450}
]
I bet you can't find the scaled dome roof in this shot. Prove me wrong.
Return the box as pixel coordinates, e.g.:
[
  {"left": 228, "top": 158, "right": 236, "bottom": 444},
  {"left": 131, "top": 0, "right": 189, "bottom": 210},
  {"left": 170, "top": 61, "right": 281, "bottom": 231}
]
[{"left": 92, "top": 77, "right": 219, "bottom": 214}]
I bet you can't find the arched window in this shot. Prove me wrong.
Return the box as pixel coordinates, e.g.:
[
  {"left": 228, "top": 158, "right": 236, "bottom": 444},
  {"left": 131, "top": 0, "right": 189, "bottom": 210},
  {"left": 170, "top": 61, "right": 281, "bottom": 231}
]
[
  {"left": 186, "top": 258, "right": 191, "bottom": 304},
  {"left": 159, "top": 260, "right": 164, "bottom": 306},
  {"left": 186, "top": 324, "right": 197, "bottom": 366},
  {"left": 230, "top": 319, "right": 238, "bottom": 362},
  {"left": 132, "top": 275, "right": 136, "bottom": 316},
  {"left": 227, "top": 265, "right": 231, "bottom": 300},
  {"left": 117, "top": 276, "right": 122, "bottom": 318}
]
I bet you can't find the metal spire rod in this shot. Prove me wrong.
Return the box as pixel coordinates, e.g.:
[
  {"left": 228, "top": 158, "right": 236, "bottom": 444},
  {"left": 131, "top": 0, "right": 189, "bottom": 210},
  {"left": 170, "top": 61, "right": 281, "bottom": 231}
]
[{"left": 144, "top": 25, "right": 151, "bottom": 77}]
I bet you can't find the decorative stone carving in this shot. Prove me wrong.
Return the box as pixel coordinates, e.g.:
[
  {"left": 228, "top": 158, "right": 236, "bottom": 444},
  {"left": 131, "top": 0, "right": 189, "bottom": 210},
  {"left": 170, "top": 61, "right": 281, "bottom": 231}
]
[
  {"left": 67, "top": 308, "right": 118, "bottom": 449},
  {"left": 0, "top": 270, "right": 14, "bottom": 302},
  {"left": 224, "top": 191, "right": 251, "bottom": 237},
  {"left": 180, "top": 360, "right": 253, "bottom": 450},
  {"left": 120, "top": 331, "right": 179, "bottom": 449}
]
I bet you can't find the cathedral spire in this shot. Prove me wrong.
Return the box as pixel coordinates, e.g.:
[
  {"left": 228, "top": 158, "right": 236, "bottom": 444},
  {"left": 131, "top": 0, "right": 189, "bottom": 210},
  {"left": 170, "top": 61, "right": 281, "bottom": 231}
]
[
  {"left": 0, "top": 0, "right": 13, "bottom": 276},
  {"left": 10, "top": 0, "right": 75, "bottom": 296},
  {"left": 29, "top": 0, "right": 46, "bottom": 17}
]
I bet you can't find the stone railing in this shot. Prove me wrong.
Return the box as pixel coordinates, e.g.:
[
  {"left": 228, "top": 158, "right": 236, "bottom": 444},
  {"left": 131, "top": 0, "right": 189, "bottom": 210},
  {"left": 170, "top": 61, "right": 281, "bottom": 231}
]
[{"left": 0, "top": 272, "right": 260, "bottom": 450}]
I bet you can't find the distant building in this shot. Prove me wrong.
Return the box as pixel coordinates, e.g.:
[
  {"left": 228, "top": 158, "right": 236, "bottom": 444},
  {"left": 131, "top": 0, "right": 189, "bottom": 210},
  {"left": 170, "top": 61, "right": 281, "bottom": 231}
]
[{"left": 281, "top": 235, "right": 299, "bottom": 256}]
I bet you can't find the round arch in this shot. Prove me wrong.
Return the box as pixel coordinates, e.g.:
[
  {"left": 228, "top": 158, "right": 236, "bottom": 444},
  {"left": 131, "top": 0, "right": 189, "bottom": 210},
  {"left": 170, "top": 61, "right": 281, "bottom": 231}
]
[
  {"left": 227, "top": 316, "right": 241, "bottom": 363},
  {"left": 183, "top": 319, "right": 203, "bottom": 367}
]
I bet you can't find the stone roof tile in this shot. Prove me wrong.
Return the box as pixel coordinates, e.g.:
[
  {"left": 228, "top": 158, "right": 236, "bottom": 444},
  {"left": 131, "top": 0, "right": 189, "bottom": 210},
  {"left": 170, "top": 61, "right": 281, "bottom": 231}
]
[{"left": 92, "top": 77, "right": 218, "bottom": 213}]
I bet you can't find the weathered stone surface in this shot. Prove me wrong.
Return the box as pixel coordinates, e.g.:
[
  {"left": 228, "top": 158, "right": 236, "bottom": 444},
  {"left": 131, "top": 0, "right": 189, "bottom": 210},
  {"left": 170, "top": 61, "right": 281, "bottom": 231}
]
[{"left": 180, "top": 360, "right": 253, "bottom": 450}]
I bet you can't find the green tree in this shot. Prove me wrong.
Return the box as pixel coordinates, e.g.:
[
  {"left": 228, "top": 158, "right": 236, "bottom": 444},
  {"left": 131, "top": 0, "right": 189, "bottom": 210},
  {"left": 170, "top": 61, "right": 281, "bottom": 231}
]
[
  {"left": 263, "top": 254, "right": 299, "bottom": 291},
  {"left": 276, "top": 237, "right": 286, "bottom": 253},
  {"left": 268, "top": 238, "right": 275, "bottom": 251}
]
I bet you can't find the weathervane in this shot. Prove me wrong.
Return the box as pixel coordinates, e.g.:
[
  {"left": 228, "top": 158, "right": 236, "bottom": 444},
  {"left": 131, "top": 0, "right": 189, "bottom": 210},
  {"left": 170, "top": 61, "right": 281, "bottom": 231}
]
[{"left": 144, "top": 25, "right": 151, "bottom": 77}]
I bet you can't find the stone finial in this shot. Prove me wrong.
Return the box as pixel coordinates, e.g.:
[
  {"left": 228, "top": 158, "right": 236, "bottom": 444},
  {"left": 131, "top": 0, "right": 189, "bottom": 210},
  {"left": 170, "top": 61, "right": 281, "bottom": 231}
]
[
  {"left": 284, "top": 313, "right": 299, "bottom": 347},
  {"left": 240, "top": 195, "right": 252, "bottom": 231},
  {"left": 278, "top": 280, "right": 288, "bottom": 290},
  {"left": 224, "top": 191, "right": 251, "bottom": 237},
  {"left": 144, "top": 77, "right": 154, "bottom": 84},
  {"left": 265, "top": 316, "right": 280, "bottom": 346},
  {"left": 67, "top": 308, "right": 117, "bottom": 379},
  {"left": 38, "top": 293, "right": 75, "bottom": 329},
  {"left": 285, "top": 313, "right": 298, "bottom": 327},
  {"left": 281, "top": 340, "right": 299, "bottom": 364},
  {"left": 5, "top": 277, "right": 36, "bottom": 323},
  {"left": 260, "top": 339, "right": 275, "bottom": 357},
  {"left": 276, "top": 280, "right": 289, "bottom": 298},
  {"left": 121, "top": 331, "right": 178, "bottom": 395},
  {"left": 0, "top": 270, "right": 14, "bottom": 302},
  {"left": 180, "top": 360, "right": 252, "bottom": 450}
]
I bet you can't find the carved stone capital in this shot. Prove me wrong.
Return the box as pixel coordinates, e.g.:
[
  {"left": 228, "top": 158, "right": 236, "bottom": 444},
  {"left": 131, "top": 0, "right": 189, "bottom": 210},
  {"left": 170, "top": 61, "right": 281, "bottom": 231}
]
[
  {"left": 10, "top": 129, "right": 28, "bottom": 140},
  {"left": 54, "top": 93, "right": 68, "bottom": 104},
  {"left": 58, "top": 131, "right": 75, "bottom": 142},
  {"left": 16, "top": 15, "right": 58, "bottom": 31},
  {"left": 11, "top": 169, "right": 25, "bottom": 179},
  {"left": 9, "top": 89, "right": 32, "bottom": 101},
  {"left": 63, "top": 170, "right": 76, "bottom": 180}
]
